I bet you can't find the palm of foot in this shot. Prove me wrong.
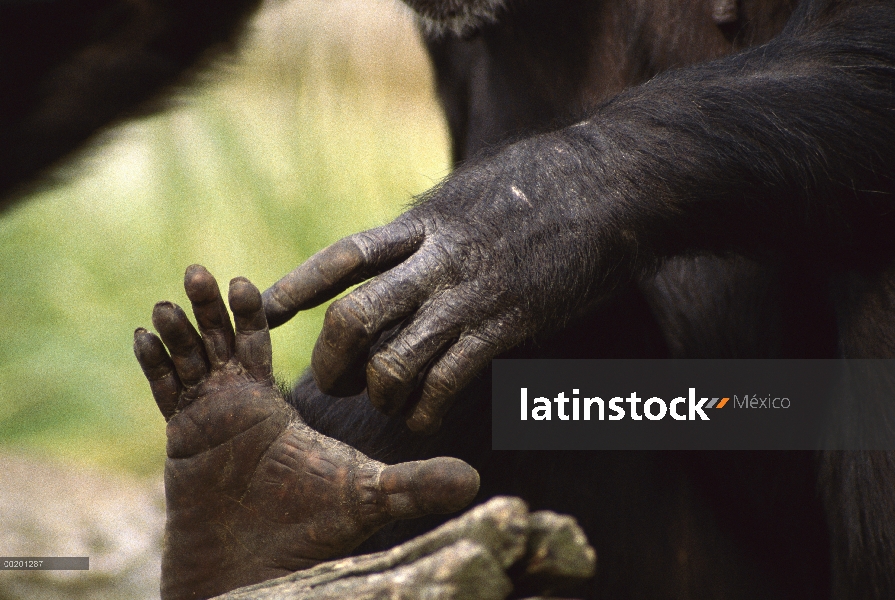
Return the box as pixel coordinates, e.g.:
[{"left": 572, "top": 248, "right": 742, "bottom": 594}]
[
  {"left": 135, "top": 266, "right": 479, "bottom": 600},
  {"left": 164, "top": 364, "right": 389, "bottom": 581}
]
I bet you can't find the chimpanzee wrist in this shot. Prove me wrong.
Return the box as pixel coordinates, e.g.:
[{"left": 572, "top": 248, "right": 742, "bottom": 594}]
[{"left": 413, "top": 130, "right": 654, "bottom": 322}]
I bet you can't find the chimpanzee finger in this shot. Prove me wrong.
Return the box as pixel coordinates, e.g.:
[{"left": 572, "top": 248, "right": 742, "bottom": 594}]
[
  {"left": 229, "top": 277, "right": 272, "bottom": 381},
  {"left": 134, "top": 328, "right": 182, "bottom": 420},
  {"left": 262, "top": 220, "right": 424, "bottom": 329},
  {"left": 152, "top": 302, "right": 209, "bottom": 387},
  {"left": 184, "top": 265, "right": 234, "bottom": 369},
  {"left": 311, "top": 263, "right": 430, "bottom": 397},
  {"left": 365, "top": 307, "right": 459, "bottom": 416},
  {"left": 380, "top": 457, "right": 480, "bottom": 520},
  {"left": 406, "top": 334, "right": 499, "bottom": 434}
]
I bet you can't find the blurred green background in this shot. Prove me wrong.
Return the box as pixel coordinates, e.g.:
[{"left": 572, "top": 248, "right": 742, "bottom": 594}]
[{"left": 0, "top": 0, "right": 450, "bottom": 477}]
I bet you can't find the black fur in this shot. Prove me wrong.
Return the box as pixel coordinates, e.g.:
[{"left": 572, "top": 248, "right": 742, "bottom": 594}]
[
  {"left": 0, "top": 0, "right": 262, "bottom": 206},
  {"left": 403, "top": 0, "right": 509, "bottom": 36},
  {"left": 3, "top": 0, "right": 895, "bottom": 598},
  {"left": 289, "top": 1, "right": 895, "bottom": 598}
]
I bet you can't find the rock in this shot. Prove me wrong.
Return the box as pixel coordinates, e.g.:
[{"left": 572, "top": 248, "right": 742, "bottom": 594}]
[
  {"left": 216, "top": 496, "right": 595, "bottom": 600},
  {"left": 525, "top": 511, "right": 597, "bottom": 579},
  {"left": 0, "top": 454, "right": 594, "bottom": 600},
  {"left": 0, "top": 453, "right": 164, "bottom": 600}
]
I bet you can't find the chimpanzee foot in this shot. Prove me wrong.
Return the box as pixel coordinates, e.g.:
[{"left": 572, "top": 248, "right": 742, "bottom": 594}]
[{"left": 134, "top": 265, "right": 480, "bottom": 600}]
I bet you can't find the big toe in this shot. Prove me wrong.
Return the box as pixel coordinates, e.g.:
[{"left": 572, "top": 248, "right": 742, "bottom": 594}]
[{"left": 380, "top": 457, "right": 480, "bottom": 519}]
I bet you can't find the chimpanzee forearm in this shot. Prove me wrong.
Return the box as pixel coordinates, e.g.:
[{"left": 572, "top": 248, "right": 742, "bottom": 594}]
[
  {"left": 262, "top": 0, "right": 895, "bottom": 433},
  {"left": 564, "top": 0, "right": 895, "bottom": 266}
]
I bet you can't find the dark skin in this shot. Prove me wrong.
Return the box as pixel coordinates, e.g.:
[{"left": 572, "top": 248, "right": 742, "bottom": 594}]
[
  {"left": 262, "top": 1, "right": 895, "bottom": 598},
  {"left": 1, "top": 0, "right": 891, "bottom": 597},
  {"left": 134, "top": 265, "right": 479, "bottom": 600},
  {"left": 261, "top": 200, "right": 563, "bottom": 434},
  {"left": 263, "top": 0, "right": 895, "bottom": 431}
]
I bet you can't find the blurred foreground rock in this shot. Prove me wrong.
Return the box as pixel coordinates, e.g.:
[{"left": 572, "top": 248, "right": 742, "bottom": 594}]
[
  {"left": 0, "top": 452, "right": 593, "bottom": 600},
  {"left": 0, "top": 453, "right": 164, "bottom": 600},
  {"left": 216, "top": 496, "right": 596, "bottom": 600}
]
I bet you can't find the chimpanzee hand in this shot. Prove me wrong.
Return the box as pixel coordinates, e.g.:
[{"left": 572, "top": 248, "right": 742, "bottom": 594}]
[
  {"left": 263, "top": 138, "right": 620, "bottom": 434},
  {"left": 134, "top": 265, "right": 480, "bottom": 600}
]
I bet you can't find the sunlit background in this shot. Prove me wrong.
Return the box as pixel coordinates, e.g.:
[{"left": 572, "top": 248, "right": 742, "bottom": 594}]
[{"left": 0, "top": 0, "right": 450, "bottom": 477}]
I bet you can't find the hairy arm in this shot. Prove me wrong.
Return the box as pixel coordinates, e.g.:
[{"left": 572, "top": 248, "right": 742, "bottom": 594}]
[
  {"left": 264, "top": 0, "right": 895, "bottom": 432},
  {"left": 584, "top": 0, "right": 895, "bottom": 261}
]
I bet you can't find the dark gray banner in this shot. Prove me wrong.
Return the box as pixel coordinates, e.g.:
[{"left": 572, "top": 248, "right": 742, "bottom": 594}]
[
  {"left": 0, "top": 557, "right": 89, "bottom": 570},
  {"left": 492, "top": 359, "right": 895, "bottom": 450}
]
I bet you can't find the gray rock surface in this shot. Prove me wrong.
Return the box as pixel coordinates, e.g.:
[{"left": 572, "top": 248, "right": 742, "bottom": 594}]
[
  {"left": 0, "top": 453, "right": 164, "bottom": 600},
  {"left": 0, "top": 452, "right": 595, "bottom": 600},
  {"left": 216, "top": 496, "right": 596, "bottom": 600}
]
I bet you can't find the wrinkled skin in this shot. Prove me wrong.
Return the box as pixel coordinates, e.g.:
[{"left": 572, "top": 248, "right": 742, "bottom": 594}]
[
  {"left": 134, "top": 265, "right": 479, "bottom": 600},
  {"left": 261, "top": 4, "right": 895, "bottom": 597},
  {"left": 261, "top": 142, "right": 616, "bottom": 434},
  {"left": 3, "top": 0, "right": 893, "bottom": 597},
  {"left": 263, "top": 0, "right": 895, "bottom": 434}
]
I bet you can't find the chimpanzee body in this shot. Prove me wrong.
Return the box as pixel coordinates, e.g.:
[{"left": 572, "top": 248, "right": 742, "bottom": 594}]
[
  {"left": 284, "top": 1, "right": 895, "bottom": 598},
  {"left": 4, "top": 0, "right": 895, "bottom": 598}
]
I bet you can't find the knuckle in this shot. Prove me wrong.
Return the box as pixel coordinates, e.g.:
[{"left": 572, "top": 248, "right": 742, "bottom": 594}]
[
  {"left": 325, "top": 295, "right": 374, "bottom": 337},
  {"left": 468, "top": 330, "right": 502, "bottom": 354},
  {"left": 240, "top": 322, "right": 267, "bottom": 336},
  {"left": 348, "top": 230, "right": 379, "bottom": 263},
  {"left": 418, "top": 240, "right": 464, "bottom": 287},
  {"left": 263, "top": 282, "right": 291, "bottom": 314},
  {"left": 400, "top": 214, "right": 427, "bottom": 240},
  {"left": 367, "top": 348, "right": 413, "bottom": 390},
  {"left": 424, "top": 361, "right": 461, "bottom": 400},
  {"left": 422, "top": 332, "right": 500, "bottom": 401},
  {"left": 141, "top": 359, "right": 171, "bottom": 381}
]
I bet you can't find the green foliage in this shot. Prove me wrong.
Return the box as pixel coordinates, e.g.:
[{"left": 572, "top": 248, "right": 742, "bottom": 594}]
[{"left": 0, "top": 4, "right": 449, "bottom": 476}]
